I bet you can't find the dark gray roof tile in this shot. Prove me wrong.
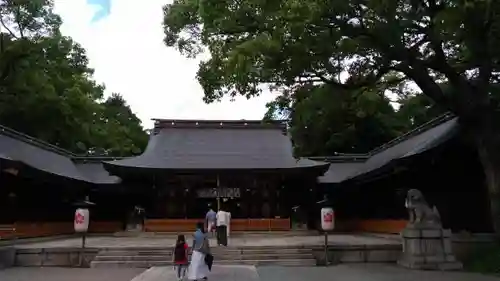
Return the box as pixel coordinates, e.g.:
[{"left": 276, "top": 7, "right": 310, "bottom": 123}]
[
  {"left": 74, "top": 162, "right": 121, "bottom": 184},
  {"left": 313, "top": 115, "right": 459, "bottom": 184},
  {"left": 0, "top": 132, "right": 87, "bottom": 181},
  {"left": 346, "top": 116, "right": 459, "bottom": 180},
  {"left": 105, "top": 124, "right": 328, "bottom": 170},
  {"left": 318, "top": 162, "right": 366, "bottom": 183}
]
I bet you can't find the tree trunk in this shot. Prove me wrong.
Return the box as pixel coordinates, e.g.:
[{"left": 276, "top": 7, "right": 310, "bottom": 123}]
[{"left": 475, "top": 126, "right": 500, "bottom": 236}]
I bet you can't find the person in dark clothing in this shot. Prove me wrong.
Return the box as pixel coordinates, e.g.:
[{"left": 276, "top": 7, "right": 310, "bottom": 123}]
[{"left": 216, "top": 207, "right": 229, "bottom": 246}]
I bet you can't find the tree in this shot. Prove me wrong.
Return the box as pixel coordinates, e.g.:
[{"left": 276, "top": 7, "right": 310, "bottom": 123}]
[
  {"left": 265, "top": 84, "right": 442, "bottom": 157},
  {"left": 397, "top": 93, "right": 446, "bottom": 129},
  {"left": 0, "top": 0, "right": 147, "bottom": 156},
  {"left": 264, "top": 83, "right": 404, "bottom": 156},
  {"left": 89, "top": 93, "right": 149, "bottom": 157},
  {"left": 163, "top": 0, "right": 500, "bottom": 233}
]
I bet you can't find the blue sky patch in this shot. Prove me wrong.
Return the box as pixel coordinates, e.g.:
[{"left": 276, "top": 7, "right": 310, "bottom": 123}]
[{"left": 87, "top": 0, "right": 111, "bottom": 22}]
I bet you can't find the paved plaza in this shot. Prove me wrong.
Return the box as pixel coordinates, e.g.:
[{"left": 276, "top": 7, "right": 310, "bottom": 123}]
[
  {"left": 1, "top": 265, "right": 499, "bottom": 281},
  {"left": 13, "top": 234, "right": 400, "bottom": 249},
  {"left": 0, "top": 267, "right": 144, "bottom": 281}
]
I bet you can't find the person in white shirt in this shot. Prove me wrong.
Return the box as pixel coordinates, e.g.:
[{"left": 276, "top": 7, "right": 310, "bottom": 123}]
[{"left": 216, "top": 207, "right": 229, "bottom": 246}]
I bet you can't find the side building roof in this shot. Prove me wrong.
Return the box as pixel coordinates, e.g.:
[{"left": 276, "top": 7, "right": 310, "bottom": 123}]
[
  {"left": 104, "top": 119, "right": 329, "bottom": 174},
  {"left": 314, "top": 113, "right": 459, "bottom": 184},
  {"left": 0, "top": 125, "right": 119, "bottom": 185}
]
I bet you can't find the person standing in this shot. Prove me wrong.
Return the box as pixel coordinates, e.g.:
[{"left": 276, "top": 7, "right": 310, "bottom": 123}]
[
  {"left": 172, "top": 234, "right": 188, "bottom": 281},
  {"left": 187, "top": 222, "right": 210, "bottom": 281},
  {"left": 216, "top": 207, "right": 229, "bottom": 246},
  {"left": 205, "top": 208, "right": 216, "bottom": 237}
]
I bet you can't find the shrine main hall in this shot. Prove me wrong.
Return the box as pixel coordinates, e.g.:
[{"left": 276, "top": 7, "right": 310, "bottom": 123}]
[{"left": 0, "top": 114, "right": 494, "bottom": 237}]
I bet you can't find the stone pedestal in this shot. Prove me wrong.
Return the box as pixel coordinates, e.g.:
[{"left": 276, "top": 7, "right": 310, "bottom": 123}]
[
  {"left": 125, "top": 223, "right": 143, "bottom": 232},
  {"left": 398, "top": 227, "right": 463, "bottom": 270},
  {"left": 0, "top": 247, "right": 15, "bottom": 268}
]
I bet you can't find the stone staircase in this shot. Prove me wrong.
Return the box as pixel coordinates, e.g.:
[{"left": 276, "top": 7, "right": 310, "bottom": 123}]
[
  {"left": 90, "top": 246, "right": 317, "bottom": 268},
  {"left": 113, "top": 230, "right": 318, "bottom": 238}
]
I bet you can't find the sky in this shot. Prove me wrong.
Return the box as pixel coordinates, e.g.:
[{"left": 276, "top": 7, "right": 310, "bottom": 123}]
[{"left": 52, "top": 0, "right": 277, "bottom": 129}]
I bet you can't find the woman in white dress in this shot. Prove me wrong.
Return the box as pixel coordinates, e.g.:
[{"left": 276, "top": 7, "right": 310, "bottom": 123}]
[{"left": 187, "top": 222, "right": 210, "bottom": 281}]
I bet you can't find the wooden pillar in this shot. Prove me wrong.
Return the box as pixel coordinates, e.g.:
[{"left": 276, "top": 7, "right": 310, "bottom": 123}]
[{"left": 216, "top": 174, "right": 221, "bottom": 211}]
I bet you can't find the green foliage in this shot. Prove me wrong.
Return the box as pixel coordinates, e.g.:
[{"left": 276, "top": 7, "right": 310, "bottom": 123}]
[
  {"left": 0, "top": 0, "right": 147, "bottom": 156},
  {"left": 90, "top": 93, "right": 149, "bottom": 157},
  {"left": 163, "top": 0, "right": 500, "bottom": 116},
  {"left": 279, "top": 84, "right": 403, "bottom": 156},
  {"left": 163, "top": 0, "right": 500, "bottom": 235},
  {"left": 397, "top": 94, "right": 445, "bottom": 128},
  {"left": 264, "top": 83, "right": 443, "bottom": 156}
]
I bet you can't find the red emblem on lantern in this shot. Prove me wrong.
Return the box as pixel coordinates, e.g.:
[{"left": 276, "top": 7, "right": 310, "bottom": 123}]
[
  {"left": 323, "top": 212, "right": 333, "bottom": 223},
  {"left": 75, "top": 212, "right": 84, "bottom": 224}
]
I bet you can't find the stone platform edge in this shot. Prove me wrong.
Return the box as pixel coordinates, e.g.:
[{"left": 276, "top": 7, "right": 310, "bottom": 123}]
[{"left": 12, "top": 244, "right": 403, "bottom": 267}]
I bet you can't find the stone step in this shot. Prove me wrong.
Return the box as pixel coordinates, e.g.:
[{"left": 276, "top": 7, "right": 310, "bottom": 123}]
[
  {"left": 93, "top": 252, "right": 313, "bottom": 261},
  {"left": 95, "top": 244, "right": 321, "bottom": 251},
  {"left": 113, "top": 231, "right": 317, "bottom": 238},
  {"left": 98, "top": 248, "right": 313, "bottom": 256},
  {"left": 90, "top": 258, "right": 316, "bottom": 268}
]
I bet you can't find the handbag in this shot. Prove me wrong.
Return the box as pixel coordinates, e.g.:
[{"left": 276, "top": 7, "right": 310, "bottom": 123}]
[{"left": 204, "top": 253, "right": 214, "bottom": 271}]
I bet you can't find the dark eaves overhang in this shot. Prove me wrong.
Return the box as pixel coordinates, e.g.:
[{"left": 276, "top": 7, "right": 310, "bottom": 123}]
[
  {"left": 102, "top": 157, "right": 330, "bottom": 178},
  {"left": 72, "top": 157, "right": 125, "bottom": 185},
  {"left": 310, "top": 155, "right": 368, "bottom": 184}
]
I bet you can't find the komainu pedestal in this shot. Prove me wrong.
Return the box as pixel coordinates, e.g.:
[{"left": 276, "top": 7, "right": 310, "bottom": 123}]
[
  {"left": 398, "top": 189, "right": 462, "bottom": 270},
  {"left": 398, "top": 227, "right": 462, "bottom": 270}
]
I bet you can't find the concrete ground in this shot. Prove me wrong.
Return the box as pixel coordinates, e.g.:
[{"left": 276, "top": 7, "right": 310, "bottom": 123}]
[
  {"left": 14, "top": 234, "right": 399, "bottom": 249},
  {"left": 0, "top": 267, "right": 145, "bottom": 281},
  {"left": 1, "top": 264, "right": 499, "bottom": 281},
  {"left": 257, "top": 265, "right": 500, "bottom": 281}
]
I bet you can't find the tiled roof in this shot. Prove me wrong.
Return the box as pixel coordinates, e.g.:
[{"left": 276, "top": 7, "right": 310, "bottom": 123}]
[
  {"left": 105, "top": 120, "right": 329, "bottom": 171},
  {"left": 0, "top": 113, "right": 459, "bottom": 185},
  {"left": 73, "top": 160, "right": 122, "bottom": 184},
  {"left": 310, "top": 156, "right": 367, "bottom": 184},
  {"left": 0, "top": 125, "right": 117, "bottom": 184}
]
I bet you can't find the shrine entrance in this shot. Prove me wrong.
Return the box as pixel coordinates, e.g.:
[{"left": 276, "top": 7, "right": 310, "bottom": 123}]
[{"left": 195, "top": 187, "right": 242, "bottom": 218}]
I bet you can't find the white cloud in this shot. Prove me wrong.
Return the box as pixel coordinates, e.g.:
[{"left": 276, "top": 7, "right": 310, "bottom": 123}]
[{"left": 53, "top": 0, "right": 277, "bottom": 129}]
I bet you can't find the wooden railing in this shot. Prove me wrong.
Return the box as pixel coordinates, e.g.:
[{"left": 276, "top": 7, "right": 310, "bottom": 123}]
[
  {"left": 335, "top": 219, "right": 408, "bottom": 234},
  {"left": 0, "top": 221, "right": 123, "bottom": 239},
  {"left": 144, "top": 218, "right": 291, "bottom": 232}
]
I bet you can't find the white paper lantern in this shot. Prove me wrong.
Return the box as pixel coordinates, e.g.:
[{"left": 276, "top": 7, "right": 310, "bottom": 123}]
[
  {"left": 74, "top": 208, "right": 90, "bottom": 233},
  {"left": 321, "top": 207, "right": 335, "bottom": 231}
]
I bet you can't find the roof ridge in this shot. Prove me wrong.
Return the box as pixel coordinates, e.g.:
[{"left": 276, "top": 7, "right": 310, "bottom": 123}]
[
  {"left": 367, "top": 112, "right": 455, "bottom": 155},
  {"left": 309, "top": 155, "right": 369, "bottom": 163},
  {"left": 0, "top": 124, "right": 77, "bottom": 157},
  {"left": 72, "top": 156, "right": 128, "bottom": 163},
  {"left": 152, "top": 119, "right": 288, "bottom": 135}
]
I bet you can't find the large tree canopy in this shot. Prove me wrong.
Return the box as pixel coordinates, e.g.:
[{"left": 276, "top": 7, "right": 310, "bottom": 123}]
[
  {"left": 0, "top": 0, "right": 147, "bottom": 156},
  {"left": 264, "top": 84, "right": 403, "bottom": 156},
  {"left": 163, "top": 0, "right": 500, "bottom": 233},
  {"left": 264, "top": 84, "right": 443, "bottom": 157}
]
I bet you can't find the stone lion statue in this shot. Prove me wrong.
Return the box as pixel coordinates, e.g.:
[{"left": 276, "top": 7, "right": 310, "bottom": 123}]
[{"left": 405, "top": 189, "right": 442, "bottom": 227}]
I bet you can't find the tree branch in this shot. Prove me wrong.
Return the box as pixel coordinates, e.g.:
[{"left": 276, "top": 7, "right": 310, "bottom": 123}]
[
  {"left": 0, "top": 15, "right": 17, "bottom": 39},
  {"left": 14, "top": 5, "right": 24, "bottom": 38}
]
